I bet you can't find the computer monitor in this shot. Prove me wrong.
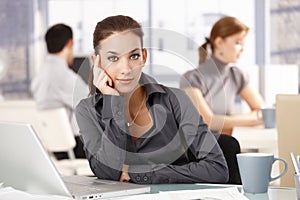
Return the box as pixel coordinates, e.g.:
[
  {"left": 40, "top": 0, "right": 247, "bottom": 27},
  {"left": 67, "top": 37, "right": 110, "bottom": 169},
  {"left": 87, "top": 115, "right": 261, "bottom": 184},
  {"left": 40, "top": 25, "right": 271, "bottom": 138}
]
[{"left": 71, "top": 56, "right": 91, "bottom": 84}]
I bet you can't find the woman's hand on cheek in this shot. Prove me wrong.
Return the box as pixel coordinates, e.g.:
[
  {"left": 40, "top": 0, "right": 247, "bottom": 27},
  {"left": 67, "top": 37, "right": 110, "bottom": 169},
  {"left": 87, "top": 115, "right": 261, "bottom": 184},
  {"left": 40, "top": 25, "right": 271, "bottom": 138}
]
[{"left": 94, "top": 70, "right": 119, "bottom": 96}]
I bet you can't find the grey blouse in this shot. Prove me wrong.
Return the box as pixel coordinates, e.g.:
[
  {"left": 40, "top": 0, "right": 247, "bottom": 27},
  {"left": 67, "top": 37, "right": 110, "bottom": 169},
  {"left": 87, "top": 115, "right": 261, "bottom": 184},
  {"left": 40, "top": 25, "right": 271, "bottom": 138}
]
[
  {"left": 180, "top": 56, "right": 249, "bottom": 115},
  {"left": 75, "top": 73, "right": 228, "bottom": 184}
]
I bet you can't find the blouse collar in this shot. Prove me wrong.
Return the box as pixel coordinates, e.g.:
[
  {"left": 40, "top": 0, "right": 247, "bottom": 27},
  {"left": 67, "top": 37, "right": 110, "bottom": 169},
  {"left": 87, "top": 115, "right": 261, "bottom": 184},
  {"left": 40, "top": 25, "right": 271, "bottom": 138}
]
[{"left": 211, "top": 55, "right": 229, "bottom": 72}]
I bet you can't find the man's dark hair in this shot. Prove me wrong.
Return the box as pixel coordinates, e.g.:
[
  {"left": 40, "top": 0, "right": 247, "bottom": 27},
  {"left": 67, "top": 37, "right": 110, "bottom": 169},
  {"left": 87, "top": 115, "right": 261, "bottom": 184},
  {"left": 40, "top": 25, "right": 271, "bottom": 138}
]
[{"left": 45, "top": 23, "right": 73, "bottom": 53}]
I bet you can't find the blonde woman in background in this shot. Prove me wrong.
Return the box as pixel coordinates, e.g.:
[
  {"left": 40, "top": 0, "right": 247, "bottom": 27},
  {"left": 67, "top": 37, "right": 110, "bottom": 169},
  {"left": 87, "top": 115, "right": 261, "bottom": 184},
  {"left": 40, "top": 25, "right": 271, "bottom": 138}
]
[
  {"left": 180, "top": 16, "right": 264, "bottom": 135},
  {"left": 180, "top": 16, "right": 265, "bottom": 184}
]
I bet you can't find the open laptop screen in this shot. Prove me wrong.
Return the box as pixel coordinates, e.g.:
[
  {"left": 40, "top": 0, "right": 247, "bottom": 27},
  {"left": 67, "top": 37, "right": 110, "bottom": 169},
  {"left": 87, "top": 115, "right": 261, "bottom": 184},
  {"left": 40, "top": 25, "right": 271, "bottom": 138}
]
[
  {"left": 0, "top": 121, "right": 150, "bottom": 199},
  {"left": 0, "top": 121, "right": 71, "bottom": 197}
]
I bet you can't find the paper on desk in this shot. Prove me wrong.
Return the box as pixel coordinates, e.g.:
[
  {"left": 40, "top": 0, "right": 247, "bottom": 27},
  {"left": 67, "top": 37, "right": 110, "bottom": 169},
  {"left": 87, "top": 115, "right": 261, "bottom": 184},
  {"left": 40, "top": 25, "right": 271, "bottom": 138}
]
[
  {"left": 0, "top": 187, "right": 72, "bottom": 200},
  {"left": 160, "top": 187, "right": 249, "bottom": 200},
  {"left": 120, "top": 187, "right": 249, "bottom": 200}
]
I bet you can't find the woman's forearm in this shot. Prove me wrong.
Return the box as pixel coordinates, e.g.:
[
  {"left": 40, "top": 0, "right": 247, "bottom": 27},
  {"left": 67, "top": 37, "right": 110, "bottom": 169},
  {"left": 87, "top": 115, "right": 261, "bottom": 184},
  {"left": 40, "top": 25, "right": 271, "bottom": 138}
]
[{"left": 209, "top": 110, "right": 263, "bottom": 134}]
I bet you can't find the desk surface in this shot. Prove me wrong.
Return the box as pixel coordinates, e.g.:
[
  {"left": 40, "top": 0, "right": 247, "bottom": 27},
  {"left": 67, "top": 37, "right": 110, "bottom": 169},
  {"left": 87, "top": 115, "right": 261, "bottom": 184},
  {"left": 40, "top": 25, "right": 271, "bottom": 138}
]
[
  {"left": 0, "top": 184, "right": 296, "bottom": 200},
  {"left": 149, "top": 184, "right": 296, "bottom": 200}
]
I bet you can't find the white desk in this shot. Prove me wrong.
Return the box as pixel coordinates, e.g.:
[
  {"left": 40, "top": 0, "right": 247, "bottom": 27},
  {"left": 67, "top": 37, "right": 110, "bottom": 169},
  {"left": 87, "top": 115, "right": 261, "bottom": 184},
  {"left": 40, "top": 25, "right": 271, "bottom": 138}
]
[
  {"left": 1, "top": 184, "right": 297, "bottom": 200},
  {"left": 142, "top": 184, "right": 297, "bottom": 200},
  {"left": 232, "top": 126, "right": 278, "bottom": 155}
]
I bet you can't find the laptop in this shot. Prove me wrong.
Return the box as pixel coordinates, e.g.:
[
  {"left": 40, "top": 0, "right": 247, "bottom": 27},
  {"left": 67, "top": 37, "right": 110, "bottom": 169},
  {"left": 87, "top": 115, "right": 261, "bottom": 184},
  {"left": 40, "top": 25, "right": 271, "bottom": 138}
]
[{"left": 0, "top": 121, "right": 150, "bottom": 199}]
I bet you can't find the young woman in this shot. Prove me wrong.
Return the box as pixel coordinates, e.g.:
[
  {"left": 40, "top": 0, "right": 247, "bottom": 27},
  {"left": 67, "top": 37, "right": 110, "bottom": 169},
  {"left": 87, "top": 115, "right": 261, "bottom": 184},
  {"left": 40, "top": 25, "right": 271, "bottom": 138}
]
[
  {"left": 180, "top": 16, "right": 264, "bottom": 135},
  {"left": 75, "top": 15, "right": 228, "bottom": 184}
]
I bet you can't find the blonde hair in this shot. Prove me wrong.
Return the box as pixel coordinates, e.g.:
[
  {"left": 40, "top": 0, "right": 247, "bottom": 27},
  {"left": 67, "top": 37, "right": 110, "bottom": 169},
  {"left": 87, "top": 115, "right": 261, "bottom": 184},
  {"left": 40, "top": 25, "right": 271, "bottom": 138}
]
[{"left": 199, "top": 16, "right": 249, "bottom": 64}]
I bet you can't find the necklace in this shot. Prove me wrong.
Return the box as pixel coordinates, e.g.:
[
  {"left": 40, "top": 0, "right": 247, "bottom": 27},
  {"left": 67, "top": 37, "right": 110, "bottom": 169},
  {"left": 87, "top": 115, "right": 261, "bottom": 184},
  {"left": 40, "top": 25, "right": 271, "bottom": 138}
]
[{"left": 127, "top": 95, "right": 146, "bottom": 127}]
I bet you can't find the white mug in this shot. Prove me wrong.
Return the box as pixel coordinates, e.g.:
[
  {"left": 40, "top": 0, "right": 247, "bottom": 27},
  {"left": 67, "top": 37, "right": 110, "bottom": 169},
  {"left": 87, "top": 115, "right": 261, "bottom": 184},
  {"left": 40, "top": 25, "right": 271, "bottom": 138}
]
[
  {"left": 237, "top": 153, "right": 287, "bottom": 193},
  {"left": 257, "top": 108, "right": 276, "bottom": 128}
]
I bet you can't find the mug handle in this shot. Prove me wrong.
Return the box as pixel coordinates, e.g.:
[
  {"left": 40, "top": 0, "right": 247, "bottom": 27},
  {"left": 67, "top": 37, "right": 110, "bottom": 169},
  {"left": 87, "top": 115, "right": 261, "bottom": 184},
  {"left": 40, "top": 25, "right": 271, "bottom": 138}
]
[{"left": 270, "top": 157, "right": 288, "bottom": 182}]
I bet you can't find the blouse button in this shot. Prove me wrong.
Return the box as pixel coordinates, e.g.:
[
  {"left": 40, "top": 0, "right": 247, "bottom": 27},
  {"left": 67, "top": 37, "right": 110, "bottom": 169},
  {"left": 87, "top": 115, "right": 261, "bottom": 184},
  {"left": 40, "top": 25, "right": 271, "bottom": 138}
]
[
  {"left": 143, "top": 176, "right": 148, "bottom": 182},
  {"left": 136, "top": 176, "right": 141, "bottom": 181}
]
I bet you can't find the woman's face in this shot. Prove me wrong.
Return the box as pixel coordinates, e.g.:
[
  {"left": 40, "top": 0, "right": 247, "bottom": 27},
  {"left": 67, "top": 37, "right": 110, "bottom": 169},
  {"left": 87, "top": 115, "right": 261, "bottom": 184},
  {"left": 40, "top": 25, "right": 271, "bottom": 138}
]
[
  {"left": 215, "top": 31, "right": 247, "bottom": 63},
  {"left": 97, "top": 31, "right": 147, "bottom": 94}
]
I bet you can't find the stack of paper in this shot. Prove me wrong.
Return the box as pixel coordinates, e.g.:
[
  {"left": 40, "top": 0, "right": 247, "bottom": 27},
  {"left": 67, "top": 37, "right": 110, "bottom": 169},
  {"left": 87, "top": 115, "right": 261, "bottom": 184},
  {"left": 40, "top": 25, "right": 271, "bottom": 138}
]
[{"left": 119, "top": 187, "right": 248, "bottom": 200}]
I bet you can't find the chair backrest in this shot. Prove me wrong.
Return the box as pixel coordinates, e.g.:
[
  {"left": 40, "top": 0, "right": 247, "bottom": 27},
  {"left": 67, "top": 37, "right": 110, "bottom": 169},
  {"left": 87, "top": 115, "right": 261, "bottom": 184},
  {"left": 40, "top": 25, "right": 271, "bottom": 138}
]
[
  {"left": 217, "top": 134, "right": 242, "bottom": 184},
  {"left": 276, "top": 94, "right": 300, "bottom": 187},
  {"left": 0, "top": 101, "right": 76, "bottom": 154},
  {"left": 0, "top": 100, "right": 42, "bottom": 133},
  {"left": 36, "top": 108, "right": 76, "bottom": 153}
]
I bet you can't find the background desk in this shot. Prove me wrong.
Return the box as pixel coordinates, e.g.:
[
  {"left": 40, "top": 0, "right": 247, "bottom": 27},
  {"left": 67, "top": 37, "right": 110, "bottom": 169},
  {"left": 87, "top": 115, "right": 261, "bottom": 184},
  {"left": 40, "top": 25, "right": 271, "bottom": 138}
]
[{"left": 232, "top": 126, "right": 277, "bottom": 155}]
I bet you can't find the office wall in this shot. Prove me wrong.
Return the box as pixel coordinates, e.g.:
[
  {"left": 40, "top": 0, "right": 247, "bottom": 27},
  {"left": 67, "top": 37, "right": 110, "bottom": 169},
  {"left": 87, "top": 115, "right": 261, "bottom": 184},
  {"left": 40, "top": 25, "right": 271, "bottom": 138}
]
[
  {"left": 0, "top": 0, "right": 47, "bottom": 99},
  {"left": 270, "top": 0, "right": 300, "bottom": 90},
  {"left": 48, "top": 0, "right": 255, "bottom": 88},
  {"left": 1, "top": 0, "right": 299, "bottom": 98},
  {"left": 0, "top": 0, "right": 34, "bottom": 97}
]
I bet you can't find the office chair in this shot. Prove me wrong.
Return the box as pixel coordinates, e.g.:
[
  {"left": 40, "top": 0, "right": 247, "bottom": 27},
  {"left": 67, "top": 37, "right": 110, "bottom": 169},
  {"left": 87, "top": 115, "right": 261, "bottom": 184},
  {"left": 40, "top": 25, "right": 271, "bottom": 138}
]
[
  {"left": 217, "top": 134, "right": 242, "bottom": 184},
  {"left": 0, "top": 100, "right": 41, "bottom": 131},
  {"left": 36, "top": 108, "right": 93, "bottom": 176},
  {"left": 0, "top": 101, "right": 93, "bottom": 176},
  {"left": 276, "top": 94, "right": 300, "bottom": 187}
]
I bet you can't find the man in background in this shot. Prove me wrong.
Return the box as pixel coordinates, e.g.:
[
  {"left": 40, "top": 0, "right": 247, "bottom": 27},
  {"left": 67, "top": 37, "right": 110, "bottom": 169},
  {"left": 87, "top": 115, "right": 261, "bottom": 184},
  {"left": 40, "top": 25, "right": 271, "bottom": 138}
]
[{"left": 31, "top": 23, "right": 88, "bottom": 159}]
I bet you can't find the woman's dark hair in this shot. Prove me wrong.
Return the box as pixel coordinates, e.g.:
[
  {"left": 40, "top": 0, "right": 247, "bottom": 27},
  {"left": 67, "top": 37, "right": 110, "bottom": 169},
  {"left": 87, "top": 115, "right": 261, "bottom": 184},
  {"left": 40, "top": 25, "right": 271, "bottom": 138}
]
[
  {"left": 45, "top": 23, "right": 73, "bottom": 53},
  {"left": 89, "top": 15, "right": 144, "bottom": 95},
  {"left": 198, "top": 16, "right": 249, "bottom": 64}
]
